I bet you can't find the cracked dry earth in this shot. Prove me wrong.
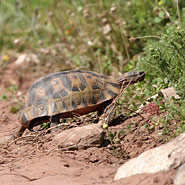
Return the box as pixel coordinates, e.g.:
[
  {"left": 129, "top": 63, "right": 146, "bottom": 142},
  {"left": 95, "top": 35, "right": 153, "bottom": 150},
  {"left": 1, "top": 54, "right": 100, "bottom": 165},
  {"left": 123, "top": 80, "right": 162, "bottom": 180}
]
[{"left": 0, "top": 62, "right": 175, "bottom": 185}]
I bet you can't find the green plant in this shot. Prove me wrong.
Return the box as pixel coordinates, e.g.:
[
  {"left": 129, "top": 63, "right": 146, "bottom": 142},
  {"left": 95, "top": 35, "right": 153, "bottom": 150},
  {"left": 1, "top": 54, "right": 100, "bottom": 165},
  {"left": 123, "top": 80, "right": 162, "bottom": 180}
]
[
  {"left": 39, "top": 122, "right": 50, "bottom": 130},
  {"left": 9, "top": 101, "right": 22, "bottom": 113},
  {"left": 10, "top": 106, "right": 20, "bottom": 113},
  {"left": 177, "top": 122, "right": 185, "bottom": 133},
  {"left": 107, "top": 128, "right": 125, "bottom": 144},
  {"left": 139, "top": 23, "right": 185, "bottom": 96},
  {"left": 0, "top": 93, "right": 8, "bottom": 100},
  {"left": 8, "top": 85, "right": 18, "bottom": 92},
  {"left": 135, "top": 22, "right": 185, "bottom": 136}
]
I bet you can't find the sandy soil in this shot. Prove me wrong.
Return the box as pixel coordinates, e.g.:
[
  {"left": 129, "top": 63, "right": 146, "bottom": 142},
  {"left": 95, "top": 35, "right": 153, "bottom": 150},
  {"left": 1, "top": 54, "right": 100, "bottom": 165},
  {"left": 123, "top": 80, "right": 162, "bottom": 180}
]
[{"left": 0, "top": 62, "right": 176, "bottom": 185}]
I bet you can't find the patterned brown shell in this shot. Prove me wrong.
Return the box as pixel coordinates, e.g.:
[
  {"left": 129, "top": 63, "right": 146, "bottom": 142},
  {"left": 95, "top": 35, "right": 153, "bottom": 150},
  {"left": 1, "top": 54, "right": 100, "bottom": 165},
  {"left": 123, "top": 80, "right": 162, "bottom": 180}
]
[{"left": 20, "top": 70, "right": 120, "bottom": 127}]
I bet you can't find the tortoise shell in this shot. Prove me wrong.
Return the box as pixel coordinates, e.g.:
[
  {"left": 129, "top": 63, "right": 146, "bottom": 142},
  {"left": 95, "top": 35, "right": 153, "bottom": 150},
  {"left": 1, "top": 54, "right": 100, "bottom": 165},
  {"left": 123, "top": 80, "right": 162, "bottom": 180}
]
[{"left": 20, "top": 70, "right": 121, "bottom": 128}]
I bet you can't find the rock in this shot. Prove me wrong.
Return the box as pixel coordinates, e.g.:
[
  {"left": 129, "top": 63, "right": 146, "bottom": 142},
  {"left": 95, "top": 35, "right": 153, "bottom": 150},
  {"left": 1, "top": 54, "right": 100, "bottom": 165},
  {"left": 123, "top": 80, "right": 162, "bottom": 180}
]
[
  {"left": 52, "top": 124, "right": 105, "bottom": 150},
  {"left": 13, "top": 38, "right": 21, "bottom": 46},
  {"left": 114, "top": 132, "right": 185, "bottom": 181},
  {"left": 15, "top": 53, "right": 39, "bottom": 65},
  {"left": 174, "top": 162, "right": 185, "bottom": 185},
  {"left": 160, "top": 87, "right": 180, "bottom": 99}
]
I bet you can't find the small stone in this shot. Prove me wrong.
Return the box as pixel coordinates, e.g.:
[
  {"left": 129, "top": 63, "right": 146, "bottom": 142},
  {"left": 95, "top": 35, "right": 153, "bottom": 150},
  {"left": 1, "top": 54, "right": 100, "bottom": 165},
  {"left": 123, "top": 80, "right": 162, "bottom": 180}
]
[
  {"left": 15, "top": 54, "right": 27, "bottom": 65},
  {"left": 17, "top": 91, "right": 22, "bottom": 97},
  {"left": 110, "top": 6, "right": 117, "bottom": 13},
  {"left": 15, "top": 54, "right": 40, "bottom": 65},
  {"left": 102, "top": 24, "right": 111, "bottom": 35},
  {"left": 13, "top": 38, "right": 21, "bottom": 46},
  {"left": 160, "top": 87, "right": 180, "bottom": 100},
  {"left": 49, "top": 12, "right": 54, "bottom": 18},
  {"left": 87, "top": 41, "right": 93, "bottom": 47},
  {"left": 102, "top": 18, "right": 108, "bottom": 25}
]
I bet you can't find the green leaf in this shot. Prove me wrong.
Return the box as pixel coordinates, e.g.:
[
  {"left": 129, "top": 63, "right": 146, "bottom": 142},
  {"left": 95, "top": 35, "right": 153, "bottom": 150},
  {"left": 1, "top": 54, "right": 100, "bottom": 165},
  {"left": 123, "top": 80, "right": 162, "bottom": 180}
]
[
  {"left": 158, "top": 12, "right": 164, "bottom": 19},
  {"left": 0, "top": 93, "right": 8, "bottom": 100},
  {"left": 154, "top": 17, "right": 162, "bottom": 23}
]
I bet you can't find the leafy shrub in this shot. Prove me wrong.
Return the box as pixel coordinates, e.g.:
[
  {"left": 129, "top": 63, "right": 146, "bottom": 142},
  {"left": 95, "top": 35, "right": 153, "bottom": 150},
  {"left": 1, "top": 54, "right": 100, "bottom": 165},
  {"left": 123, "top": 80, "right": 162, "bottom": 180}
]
[
  {"left": 139, "top": 23, "right": 185, "bottom": 98},
  {"left": 137, "top": 23, "right": 185, "bottom": 129}
]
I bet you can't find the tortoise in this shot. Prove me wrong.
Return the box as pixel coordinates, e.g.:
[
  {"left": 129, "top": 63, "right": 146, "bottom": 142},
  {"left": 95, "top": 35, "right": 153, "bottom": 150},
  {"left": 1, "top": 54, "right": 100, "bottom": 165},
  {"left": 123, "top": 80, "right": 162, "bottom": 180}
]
[{"left": 13, "top": 70, "right": 145, "bottom": 138}]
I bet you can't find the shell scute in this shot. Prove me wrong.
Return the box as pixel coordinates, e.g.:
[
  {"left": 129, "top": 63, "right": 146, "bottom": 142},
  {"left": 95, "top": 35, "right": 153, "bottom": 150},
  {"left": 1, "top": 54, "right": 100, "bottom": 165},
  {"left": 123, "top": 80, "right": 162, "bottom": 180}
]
[{"left": 59, "top": 74, "right": 72, "bottom": 91}]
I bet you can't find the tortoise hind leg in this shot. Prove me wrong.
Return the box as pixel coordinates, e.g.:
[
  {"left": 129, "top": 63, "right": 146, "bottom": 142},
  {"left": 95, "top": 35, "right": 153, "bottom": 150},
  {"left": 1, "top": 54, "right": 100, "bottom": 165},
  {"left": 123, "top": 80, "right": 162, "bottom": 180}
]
[
  {"left": 11, "top": 126, "right": 26, "bottom": 139},
  {"left": 97, "top": 99, "right": 112, "bottom": 117},
  {"left": 50, "top": 115, "right": 60, "bottom": 127},
  {"left": 95, "top": 100, "right": 112, "bottom": 123},
  {"left": 49, "top": 115, "right": 61, "bottom": 132}
]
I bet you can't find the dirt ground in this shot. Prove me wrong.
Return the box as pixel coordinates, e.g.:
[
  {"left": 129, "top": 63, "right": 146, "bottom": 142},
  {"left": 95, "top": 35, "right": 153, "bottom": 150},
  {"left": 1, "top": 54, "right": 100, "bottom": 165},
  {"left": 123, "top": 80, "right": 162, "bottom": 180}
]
[{"left": 0, "top": 61, "right": 176, "bottom": 185}]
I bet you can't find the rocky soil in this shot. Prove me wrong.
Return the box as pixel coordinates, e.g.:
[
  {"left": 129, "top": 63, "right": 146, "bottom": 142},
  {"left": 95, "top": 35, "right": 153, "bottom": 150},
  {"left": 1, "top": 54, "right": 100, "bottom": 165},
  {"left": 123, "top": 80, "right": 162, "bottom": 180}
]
[{"left": 0, "top": 61, "right": 176, "bottom": 185}]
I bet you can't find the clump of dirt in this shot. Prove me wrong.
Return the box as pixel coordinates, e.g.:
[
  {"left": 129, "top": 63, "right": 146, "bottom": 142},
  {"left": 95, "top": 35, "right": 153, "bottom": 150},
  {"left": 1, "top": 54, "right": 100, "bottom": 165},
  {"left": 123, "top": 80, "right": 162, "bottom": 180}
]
[{"left": 0, "top": 61, "right": 176, "bottom": 185}]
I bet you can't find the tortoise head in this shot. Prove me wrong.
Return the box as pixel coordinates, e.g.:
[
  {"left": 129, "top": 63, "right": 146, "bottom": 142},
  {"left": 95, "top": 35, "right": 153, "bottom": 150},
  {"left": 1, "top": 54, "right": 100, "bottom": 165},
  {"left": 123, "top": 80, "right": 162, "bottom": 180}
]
[{"left": 117, "top": 71, "right": 145, "bottom": 86}]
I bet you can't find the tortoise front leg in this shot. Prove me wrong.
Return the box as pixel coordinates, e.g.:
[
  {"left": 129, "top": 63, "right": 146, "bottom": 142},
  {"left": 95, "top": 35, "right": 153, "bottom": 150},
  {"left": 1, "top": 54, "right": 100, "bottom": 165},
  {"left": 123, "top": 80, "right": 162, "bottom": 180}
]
[
  {"left": 104, "top": 104, "right": 116, "bottom": 124},
  {"left": 98, "top": 102, "right": 116, "bottom": 128}
]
